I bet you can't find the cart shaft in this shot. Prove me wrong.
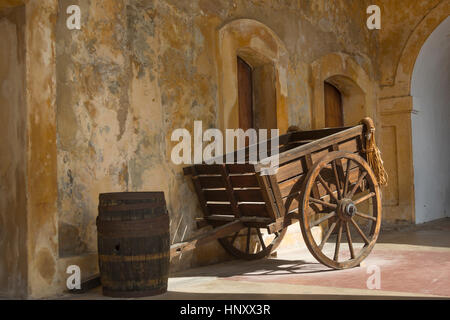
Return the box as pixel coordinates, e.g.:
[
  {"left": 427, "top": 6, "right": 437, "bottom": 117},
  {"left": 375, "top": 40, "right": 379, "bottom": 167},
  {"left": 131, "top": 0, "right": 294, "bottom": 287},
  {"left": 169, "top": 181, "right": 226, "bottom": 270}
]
[{"left": 170, "top": 220, "right": 245, "bottom": 259}]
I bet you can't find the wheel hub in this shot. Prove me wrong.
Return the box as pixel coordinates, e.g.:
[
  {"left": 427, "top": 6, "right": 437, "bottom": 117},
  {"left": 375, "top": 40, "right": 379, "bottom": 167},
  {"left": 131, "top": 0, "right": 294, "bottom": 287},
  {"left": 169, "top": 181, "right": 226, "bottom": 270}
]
[{"left": 338, "top": 198, "right": 356, "bottom": 220}]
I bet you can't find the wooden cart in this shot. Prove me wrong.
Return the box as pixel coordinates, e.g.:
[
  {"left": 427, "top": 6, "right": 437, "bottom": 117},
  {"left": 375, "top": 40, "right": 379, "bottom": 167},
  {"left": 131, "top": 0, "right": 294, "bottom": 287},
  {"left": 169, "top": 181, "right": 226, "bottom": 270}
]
[{"left": 170, "top": 119, "right": 382, "bottom": 269}]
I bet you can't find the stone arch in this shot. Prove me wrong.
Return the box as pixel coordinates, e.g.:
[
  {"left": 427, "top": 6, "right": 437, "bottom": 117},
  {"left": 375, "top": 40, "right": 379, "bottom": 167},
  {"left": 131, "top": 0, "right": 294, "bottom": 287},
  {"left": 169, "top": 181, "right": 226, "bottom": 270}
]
[
  {"left": 377, "top": 2, "right": 449, "bottom": 224},
  {"left": 310, "top": 52, "right": 376, "bottom": 129},
  {"left": 381, "top": 0, "right": 450, "bottom": 98},
  {"left": 217, "top": 19, "right": 289, "bottom": 132}
]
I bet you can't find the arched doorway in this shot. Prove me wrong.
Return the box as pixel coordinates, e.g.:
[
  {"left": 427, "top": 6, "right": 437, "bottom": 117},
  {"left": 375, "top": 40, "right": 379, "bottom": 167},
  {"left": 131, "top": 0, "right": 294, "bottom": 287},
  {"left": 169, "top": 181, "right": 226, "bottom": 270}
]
[
  {"left": 310, "top": 52, "right": 377, "bottom": 130},
  {"left": 218, "top": 19, "right": 289, "bottom": 133},
  {"left": 411, "top": 17, "right": 450, "bottom": 223},
  {"left": 323, "top": 75, "right": 366, "bottom": 128}
]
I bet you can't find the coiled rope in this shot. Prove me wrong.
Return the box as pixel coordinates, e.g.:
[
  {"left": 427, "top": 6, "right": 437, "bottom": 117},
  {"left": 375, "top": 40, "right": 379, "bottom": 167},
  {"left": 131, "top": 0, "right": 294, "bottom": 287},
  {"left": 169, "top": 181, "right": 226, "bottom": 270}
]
[{"left": 360, "top": 117, "right": 388, "bottom": 186}]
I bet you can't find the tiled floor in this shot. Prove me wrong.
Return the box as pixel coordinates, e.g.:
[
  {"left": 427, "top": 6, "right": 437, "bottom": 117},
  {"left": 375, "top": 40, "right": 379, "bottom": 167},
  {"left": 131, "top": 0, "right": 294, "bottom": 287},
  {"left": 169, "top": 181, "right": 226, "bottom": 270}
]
[{"left": 61, "top": 218, "right": 450, "bottom": 300}]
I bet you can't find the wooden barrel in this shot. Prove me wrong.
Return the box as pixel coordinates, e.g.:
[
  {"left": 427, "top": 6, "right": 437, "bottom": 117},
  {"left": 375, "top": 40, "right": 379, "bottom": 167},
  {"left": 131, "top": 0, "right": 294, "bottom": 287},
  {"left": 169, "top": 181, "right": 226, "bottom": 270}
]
[{"left": 96, "top": 192, "right": 170, "bottom": 297}]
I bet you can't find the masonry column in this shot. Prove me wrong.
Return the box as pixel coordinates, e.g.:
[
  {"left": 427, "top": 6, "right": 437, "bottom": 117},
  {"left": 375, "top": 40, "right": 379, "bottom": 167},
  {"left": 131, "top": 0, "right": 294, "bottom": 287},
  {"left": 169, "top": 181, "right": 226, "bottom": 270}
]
[
  {"left": 25, "top": 0, "right": 59, "bottom": 298},
  {"left": 378, "top": 95, "right": 415, "bottom": 223}
]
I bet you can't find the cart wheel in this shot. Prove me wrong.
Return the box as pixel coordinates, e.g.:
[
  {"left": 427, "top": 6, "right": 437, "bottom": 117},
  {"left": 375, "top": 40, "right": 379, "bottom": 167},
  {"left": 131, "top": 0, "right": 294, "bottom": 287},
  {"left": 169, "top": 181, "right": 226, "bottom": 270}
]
[
  {"left": 299, "top": 151, "right": 381, "bottom": 269},
  {"left": 219, "top": 227, "right": 287, "bottom": 260}
]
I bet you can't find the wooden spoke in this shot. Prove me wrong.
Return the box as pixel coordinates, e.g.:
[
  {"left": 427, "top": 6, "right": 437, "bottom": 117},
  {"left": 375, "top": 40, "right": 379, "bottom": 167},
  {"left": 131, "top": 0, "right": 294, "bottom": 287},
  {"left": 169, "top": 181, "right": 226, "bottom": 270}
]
[
  {"left": 345, "top": 221, "right": 355, "bottom": 259},
  {"left": 331, "top": 160, "right": 342, "bottom": 199},
  {"left": 334, "top": 220, "right": 343, "bottom": 261},
  {"left": 354, "top": 192, "right": 376, "bottom": 205},
  {"left": 355, "top": 211, "right": 377, "bottom": 222},
  {"left": 230, "top": 231, "right": 239, "bottom": 245},
  {"left": 256, "top": 228, "right": 266, "bottom": 250},
  {"left": 347, "top": 171, "right": 367, "bottom": 199},
  {"left": 319, "top": 221, "right": 337, "bottom": 250},
  {"left": 317, "top": 174, "right": 339, "bottom": 203},
  {"left": 219, "top": 226, "right": 286, "bottom": 260},
  {"left": 246, "top": 227, "right": 251, "bottom": 254},
  {"left": 300, "top": 151, "right": 381, "bottom": 269},
  {"left": 350, "top": 218, "right": 370, "bottom": 245},
  {"left": 310, "top": 211, "right": 336, "bottom": 227},
  {"left": 309, "top": 197, "right": 338, "bottom": 209},
  {"left": 343, "top": 159, "right": 352, "bottom": 197},
  {"left": 336, "top": 159, "right": 347, "bottom": 195}
]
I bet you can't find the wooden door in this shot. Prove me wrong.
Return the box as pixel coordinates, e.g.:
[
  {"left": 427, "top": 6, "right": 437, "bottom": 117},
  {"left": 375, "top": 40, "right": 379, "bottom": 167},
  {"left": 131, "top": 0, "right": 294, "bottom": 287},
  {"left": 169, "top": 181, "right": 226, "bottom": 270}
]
[
  {"left": 324, "top": 82, "right": 343, "bottom": 128},
  {"left": 237, "top": 56, "right": 254, "bottom": 130}
]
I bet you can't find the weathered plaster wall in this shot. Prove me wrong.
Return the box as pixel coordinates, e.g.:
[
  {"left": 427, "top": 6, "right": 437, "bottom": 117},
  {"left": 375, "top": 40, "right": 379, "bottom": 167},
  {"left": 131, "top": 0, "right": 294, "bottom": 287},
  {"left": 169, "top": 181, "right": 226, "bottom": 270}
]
[
  {"left": 0, "top": 6, "right": 27, "bottom": 298},
  {"left": 56, "top": 0, "right": 133, "bottom": 257}
]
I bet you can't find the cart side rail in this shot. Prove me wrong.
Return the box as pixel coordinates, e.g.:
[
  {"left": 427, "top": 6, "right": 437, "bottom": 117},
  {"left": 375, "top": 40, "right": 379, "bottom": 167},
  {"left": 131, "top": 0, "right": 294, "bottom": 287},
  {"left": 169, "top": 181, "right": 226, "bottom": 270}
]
[{"left": 254, "top": 125, "right": 364, "bottom": 172}]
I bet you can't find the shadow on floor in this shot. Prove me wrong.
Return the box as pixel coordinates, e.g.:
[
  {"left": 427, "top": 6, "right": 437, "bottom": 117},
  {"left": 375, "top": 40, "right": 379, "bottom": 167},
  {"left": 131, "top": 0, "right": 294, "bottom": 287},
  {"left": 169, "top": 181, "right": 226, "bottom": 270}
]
[
  {"left": 170, "top": 257, "right": 338, "bottom": 279},
  {"left": 170, "top": 218, "right": 450, "bottom": 280}
]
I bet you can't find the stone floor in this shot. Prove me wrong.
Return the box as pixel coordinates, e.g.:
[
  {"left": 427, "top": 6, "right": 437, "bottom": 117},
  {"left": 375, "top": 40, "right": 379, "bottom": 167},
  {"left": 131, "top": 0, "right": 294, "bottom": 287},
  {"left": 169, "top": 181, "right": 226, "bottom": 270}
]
[{"left": 61, "top": 218, "right": 450, "bottom": 300}]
